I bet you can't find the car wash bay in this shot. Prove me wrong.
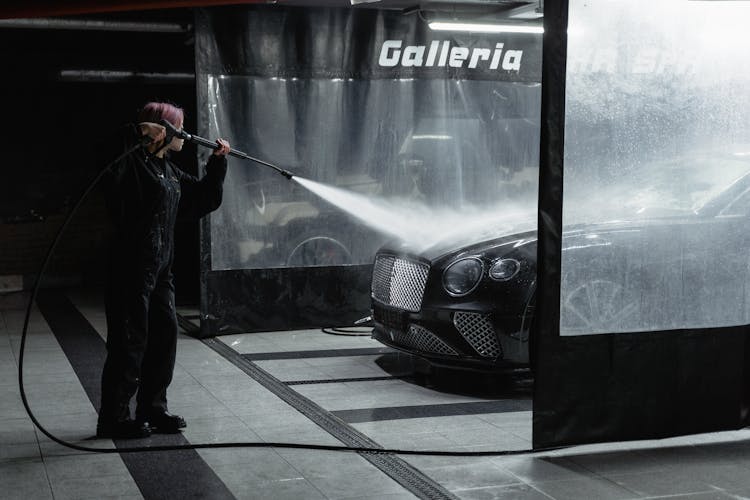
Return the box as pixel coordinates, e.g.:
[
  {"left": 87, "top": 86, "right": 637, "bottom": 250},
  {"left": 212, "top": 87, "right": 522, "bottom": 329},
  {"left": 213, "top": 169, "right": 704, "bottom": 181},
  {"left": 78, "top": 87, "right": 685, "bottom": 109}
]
[{"left": 4, "top": 0, "right": 750, "bottom": 499}]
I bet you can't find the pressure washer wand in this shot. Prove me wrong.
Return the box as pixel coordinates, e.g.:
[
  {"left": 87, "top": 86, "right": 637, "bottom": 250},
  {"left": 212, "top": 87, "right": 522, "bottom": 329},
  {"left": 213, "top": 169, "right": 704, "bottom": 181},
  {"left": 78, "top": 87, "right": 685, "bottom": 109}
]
[{"left": 160, "top": 120, "right": 294, "bottom": 179}]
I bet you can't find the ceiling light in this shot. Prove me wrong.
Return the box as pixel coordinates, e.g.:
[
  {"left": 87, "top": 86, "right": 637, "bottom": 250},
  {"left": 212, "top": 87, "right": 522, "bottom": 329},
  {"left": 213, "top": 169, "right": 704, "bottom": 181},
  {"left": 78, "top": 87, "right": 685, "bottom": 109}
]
[{"left": 428, "top": 22, "right": 543, "bottom": 34}]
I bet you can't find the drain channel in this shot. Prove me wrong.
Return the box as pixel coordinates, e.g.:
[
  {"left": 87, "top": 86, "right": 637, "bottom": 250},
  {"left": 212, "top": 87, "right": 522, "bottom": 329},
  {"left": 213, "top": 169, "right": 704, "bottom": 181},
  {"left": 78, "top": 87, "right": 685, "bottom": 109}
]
[{"left": 203, "top": 337, "right": 458, "bottom": 500}]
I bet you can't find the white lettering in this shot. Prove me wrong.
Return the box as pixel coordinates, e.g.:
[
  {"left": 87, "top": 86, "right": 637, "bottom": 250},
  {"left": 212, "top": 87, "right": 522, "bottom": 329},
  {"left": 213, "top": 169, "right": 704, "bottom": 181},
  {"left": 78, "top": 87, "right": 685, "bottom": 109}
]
[
  {"left": 468, "top": 48, "right": 491, "bottom": 69},
  {"left": 502, "top": 50, "right": 523, "bottom": 71},
  {"left": 401, "top": 45, "right": 425, "bottom": 66},
  {"left": 379, "top": 40, "right": 402, "bottom": 67},
  {"left": 449, "top": 47, "right": 470, "bottom": 67},
  {"left": 438, "top": 41, "right": 450, "bottom": 66},
  {"left": 490, "top": 43, "right": 504, "bottom": 69},
  {"left": 426, "top": 40, "right": 440, "bottom": 66},
  {"left": 376, "top": 40, "right": 526, "bottom": 72}
]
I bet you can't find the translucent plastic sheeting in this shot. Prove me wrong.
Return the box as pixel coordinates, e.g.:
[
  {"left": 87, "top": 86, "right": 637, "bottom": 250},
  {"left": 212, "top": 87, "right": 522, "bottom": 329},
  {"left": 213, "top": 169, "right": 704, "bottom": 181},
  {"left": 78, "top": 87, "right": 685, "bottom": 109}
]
[
  {"left": 561, "top": 0, "right": 750, "bottom": 335},
  {"left": 207, "top": 75, "right": 541, "bottom": 270}
]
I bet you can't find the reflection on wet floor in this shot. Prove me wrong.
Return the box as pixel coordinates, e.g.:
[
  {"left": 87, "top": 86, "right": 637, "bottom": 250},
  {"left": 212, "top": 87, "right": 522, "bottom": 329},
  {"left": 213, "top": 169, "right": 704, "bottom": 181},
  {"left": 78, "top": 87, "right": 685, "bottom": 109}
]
[
  {"left": 217, "top": 324, "right": 534, "bottom": 458},
  {"left": 373, "top": 352, "right": 534, "bottom": 400}
]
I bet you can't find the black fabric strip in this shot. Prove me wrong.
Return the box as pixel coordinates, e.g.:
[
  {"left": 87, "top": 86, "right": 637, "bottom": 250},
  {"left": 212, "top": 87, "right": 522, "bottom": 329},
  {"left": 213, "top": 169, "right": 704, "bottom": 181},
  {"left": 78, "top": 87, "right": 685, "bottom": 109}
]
[
  {"left": 36, "top": 292, "right": 236, "bottom": 500},
  {"left": 333, "top": 399, "right": 532, "bottom": 424},
  {"left": 285, "top": 375, "right": 414, "bottom": 385},
  {"left": 243, "top": 347, "right": 395, "bottom": 361}
]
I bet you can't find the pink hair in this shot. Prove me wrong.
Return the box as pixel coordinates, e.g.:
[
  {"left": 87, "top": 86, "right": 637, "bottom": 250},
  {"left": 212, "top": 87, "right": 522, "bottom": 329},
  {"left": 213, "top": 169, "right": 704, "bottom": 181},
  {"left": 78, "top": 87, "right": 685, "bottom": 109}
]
[{"left": 137, "top": 101, "right": 184, "bottom": 127}]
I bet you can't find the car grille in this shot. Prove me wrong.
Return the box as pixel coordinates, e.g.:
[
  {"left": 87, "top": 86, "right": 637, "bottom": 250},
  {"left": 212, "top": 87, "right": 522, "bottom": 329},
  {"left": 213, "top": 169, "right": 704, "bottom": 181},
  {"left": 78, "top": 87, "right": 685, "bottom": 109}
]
[
  {"left": 453, "top": 312, "right": 502, "bottom": 358},
  {"left": 388, "top": 324, "right": 457, "bottom": 356},
  {"left": 371, "top": 254, "right": 429, "bottom": 312},
  {"left": 372, "top": 305, "right": 406, "bottom": 331}
]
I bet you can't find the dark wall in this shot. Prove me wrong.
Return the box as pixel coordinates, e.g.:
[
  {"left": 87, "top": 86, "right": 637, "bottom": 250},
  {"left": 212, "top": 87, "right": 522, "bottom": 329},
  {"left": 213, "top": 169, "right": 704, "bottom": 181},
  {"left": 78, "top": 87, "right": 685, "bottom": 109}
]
[{"left": 0, "top": 10, "right": 201, "bottom": 304}]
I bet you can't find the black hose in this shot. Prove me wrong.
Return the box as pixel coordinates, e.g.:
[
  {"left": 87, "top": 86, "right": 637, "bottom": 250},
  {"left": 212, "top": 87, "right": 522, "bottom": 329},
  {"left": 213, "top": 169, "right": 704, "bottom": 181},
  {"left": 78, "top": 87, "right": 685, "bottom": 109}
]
[{"left": 17, "top": 141, "right": 555, "bottom": 457}]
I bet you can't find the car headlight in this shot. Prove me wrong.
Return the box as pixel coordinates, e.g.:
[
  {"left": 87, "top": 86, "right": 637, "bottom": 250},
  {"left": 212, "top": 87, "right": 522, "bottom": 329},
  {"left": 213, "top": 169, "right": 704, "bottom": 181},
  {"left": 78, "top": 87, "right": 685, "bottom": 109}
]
[
  {"left": 489, "top": 258, "right": 520, "bottom": 281},
  {"left": 442, "top": 257, "right": 483, "bottom": 296}
]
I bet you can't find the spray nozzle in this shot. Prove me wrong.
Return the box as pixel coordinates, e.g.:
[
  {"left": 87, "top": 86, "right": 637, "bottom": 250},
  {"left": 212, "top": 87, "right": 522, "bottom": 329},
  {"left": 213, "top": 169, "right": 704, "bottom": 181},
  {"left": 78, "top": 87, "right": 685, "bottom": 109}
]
[{"left": 280, "top": 170, "right": 294, "bottom": 180}]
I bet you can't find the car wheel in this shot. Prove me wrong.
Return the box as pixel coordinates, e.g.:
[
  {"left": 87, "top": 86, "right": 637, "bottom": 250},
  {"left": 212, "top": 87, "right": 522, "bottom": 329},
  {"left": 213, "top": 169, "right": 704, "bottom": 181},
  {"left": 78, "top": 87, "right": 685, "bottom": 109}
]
[
  {"left": 560, "top": 278, "right": 639, "bottom": 333},
  {"left": 286, "top": 236, "right": 353, "bottom": 267}
]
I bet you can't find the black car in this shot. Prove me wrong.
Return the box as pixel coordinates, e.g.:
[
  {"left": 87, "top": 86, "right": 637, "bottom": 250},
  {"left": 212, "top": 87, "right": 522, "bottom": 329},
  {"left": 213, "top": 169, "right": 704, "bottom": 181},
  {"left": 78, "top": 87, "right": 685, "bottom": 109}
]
[{"left": 370, "top": 166, "right": 750, "bottom": 371}]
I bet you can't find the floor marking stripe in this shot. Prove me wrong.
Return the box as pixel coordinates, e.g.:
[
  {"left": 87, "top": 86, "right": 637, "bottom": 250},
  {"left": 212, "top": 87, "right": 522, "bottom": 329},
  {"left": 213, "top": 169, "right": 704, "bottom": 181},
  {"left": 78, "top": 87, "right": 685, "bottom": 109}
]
[
  {"left": 204, "top": 337, "right": 459, "bottom": 500},
  {"left": 333, "top": 399, "right": 532, "bottom": 424},
  {"left": 284, "top": 375, "right": 413, "bottom": 385},
  {"left": 243, "top": 347, "right": 396, "bottom": 361}
]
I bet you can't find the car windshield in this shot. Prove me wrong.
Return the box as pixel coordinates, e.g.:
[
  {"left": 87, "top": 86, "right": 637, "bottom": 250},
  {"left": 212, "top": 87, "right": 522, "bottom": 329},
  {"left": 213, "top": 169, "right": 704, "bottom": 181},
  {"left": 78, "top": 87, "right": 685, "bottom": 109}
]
[{"left": 564, "top": 153, "right": 750, "bottom": 223}]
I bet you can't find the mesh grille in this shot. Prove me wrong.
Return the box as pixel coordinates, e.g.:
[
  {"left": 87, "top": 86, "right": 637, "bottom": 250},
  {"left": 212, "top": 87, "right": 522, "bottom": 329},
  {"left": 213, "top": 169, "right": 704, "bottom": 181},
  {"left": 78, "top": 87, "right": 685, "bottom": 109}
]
[
  {"left": 371, "top": 255, "right": 395, "bottom": 303},
  {"left": 371, "top": 255, "right": 429, "bottom": 312},
  {"left": 372, "top": 305, "right": 406, "bottom": 332},
  {"left": 389, "top": 324, "right": 457, "bottom": 356},
  {"left": 453, "top": 312, "right": 502, "bottom": 358}
]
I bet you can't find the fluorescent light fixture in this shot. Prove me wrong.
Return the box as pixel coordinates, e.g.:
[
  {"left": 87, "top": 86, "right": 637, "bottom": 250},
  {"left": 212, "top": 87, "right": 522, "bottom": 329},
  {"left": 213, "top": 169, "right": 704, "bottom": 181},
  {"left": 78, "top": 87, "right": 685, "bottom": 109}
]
[
  {"left": 504, "top": 4, "right": 544, "bottom": 20},
  {"left": 58, "top": 70, "right": 194, "bottom": 83},
  {"left": 412, "top": 134, "right": 453, "bottom": 140},
  {"left": 428, "top": 22, "right": 544, "bottom": 34}
]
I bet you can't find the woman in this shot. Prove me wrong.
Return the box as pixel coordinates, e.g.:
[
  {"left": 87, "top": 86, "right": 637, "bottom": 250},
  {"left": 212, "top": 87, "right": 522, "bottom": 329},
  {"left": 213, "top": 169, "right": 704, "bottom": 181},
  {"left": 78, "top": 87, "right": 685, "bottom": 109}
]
[{"left": 97, "top": 102, "right": 230, "bottom": 439}]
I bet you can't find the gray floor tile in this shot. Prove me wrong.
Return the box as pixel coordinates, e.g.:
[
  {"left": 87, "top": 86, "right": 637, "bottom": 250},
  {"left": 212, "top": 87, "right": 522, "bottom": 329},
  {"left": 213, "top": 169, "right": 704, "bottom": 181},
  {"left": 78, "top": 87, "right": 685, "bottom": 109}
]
[
  {"left": 0, "top": 418, "right": 37, "bottom": 445},
  {"left": 495, "top": 455, "right": 595, "bottom": 483},
  {"left": 358, "top": 430, "right": 458, "bottom": 451},
  {"left": 0, "top": 460, "right": 53, "bottom": 500},
  {"left": 225, "top": 477, "right": 327, "bottom": 500},
  {"left": 43, "top": 453, "right": 132, "bottom": 481},
  {"left": 404, "top": 454, "right": 499, "bottom": 470},
  {"left": 208, "top": 459, "right": 305, "bottom": 484},
  {"left": 647, "top": 492, "right": 750, "bottom": 500},
  {"left": 0, "top": 441, "right": 41, "bottom": 463},
  {"left": 419, "top": 461, "right": 522, "bottom": 491},
  {"left": 198, "top": 446, "right": 296, "bottom": 469},
  {"left": 476, "top": 411, "right": 532, "bottom": 427},
  {"left": 181, "top": 415, "right": 261, "bottom": 444},
  {"left": 255, "top": 359, "right": 332, "bottom": 381},
  {"left": 610, "top": 463, "right": 750, "bottom": 496},
  {"left": 441, "top": 426, "right": 532, "bottom": 449},
  {"left": 230, "top": 398, "right": 299, "bottom": 419},
  {"left": 9, "top": 335, "right": 62, "bottom": 353},
  {"left": 530, "top": 476, "right": 640, "bottom": 500},
  {"left": 277, "top": 447, "right": 381, "bottom": 478},
  {"left": 454, "top": 483, "right": 553, "bottom": 500},
  {"left": 341, "top": 494, "right": 418, "bottom": 500},
  {"left": 243, "top": 415, "right": 330, "bottom": 442},
  {"left": 695, "top": 440, "right": 750, "bottom": 467},
  {"left": 261, "top": 431, "right": 345, "bottom": 447},
  {"left": 307, "top": 469, "right": 410, "bottom": 499},
  {"left": 49, "top": 473, "right": 142, "bottom": 500},
  {"left": 564, "top": 449, "right": 670, "bottom": 475}
]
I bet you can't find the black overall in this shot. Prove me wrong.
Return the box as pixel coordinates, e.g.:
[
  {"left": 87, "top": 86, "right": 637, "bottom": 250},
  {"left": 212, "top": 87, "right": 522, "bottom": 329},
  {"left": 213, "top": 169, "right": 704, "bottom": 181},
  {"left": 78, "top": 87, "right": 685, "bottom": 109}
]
[{"left": 99, "top": 126, "right": 226, "bottom": 425}]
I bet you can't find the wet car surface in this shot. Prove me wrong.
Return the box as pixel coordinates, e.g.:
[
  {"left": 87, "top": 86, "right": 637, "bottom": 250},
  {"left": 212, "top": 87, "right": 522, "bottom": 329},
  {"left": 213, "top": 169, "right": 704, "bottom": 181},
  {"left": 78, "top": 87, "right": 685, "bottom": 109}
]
[{"left": 370, "top": 168, "right": 750, "bottom": 370}]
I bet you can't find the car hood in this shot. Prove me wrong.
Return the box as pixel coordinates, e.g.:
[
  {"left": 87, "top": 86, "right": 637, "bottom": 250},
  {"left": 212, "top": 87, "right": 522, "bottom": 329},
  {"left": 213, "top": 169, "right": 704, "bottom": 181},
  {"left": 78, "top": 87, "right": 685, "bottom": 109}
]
[
  {"left": 384, "top": 215, "right": 538, "bottom": 261},
  {"left": 381, "top": 210, "right": 705, "bottom": 263}
]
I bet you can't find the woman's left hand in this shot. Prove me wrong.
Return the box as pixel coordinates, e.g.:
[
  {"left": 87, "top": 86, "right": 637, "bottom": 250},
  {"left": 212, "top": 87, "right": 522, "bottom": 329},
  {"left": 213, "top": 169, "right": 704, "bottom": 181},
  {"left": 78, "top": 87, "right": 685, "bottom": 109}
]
[{"left": 213, "top": 138, "right": 231, "bottom": 157}]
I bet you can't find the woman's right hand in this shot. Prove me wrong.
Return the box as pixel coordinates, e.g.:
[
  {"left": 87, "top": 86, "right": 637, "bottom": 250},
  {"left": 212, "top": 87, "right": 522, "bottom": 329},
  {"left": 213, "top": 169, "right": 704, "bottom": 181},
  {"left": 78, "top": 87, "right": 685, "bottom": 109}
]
[{"left": 138, "top": 122, "right": 166, "bottom": 144}]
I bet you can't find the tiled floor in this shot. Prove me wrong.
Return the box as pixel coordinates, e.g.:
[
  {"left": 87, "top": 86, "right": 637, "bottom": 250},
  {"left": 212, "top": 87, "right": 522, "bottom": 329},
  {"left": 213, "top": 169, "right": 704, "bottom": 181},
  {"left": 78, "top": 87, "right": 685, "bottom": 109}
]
[{"left": 3, "top": 290, "right": 750, "bottom": 499}]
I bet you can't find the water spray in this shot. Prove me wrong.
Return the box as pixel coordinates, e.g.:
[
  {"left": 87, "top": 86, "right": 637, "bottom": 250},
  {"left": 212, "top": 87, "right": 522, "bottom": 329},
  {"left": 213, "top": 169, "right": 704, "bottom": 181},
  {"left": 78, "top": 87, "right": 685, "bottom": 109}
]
[{"left": 160, "top": 120, "right": 294, "bottom": 179}]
